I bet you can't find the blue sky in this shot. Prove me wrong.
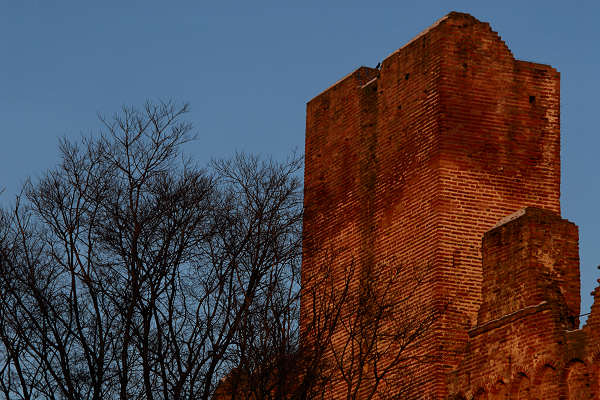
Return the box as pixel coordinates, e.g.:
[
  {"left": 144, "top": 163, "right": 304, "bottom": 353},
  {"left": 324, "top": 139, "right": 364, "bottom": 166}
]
[{"left": 1, "top": 1, "right": 599, "bottom": 319}]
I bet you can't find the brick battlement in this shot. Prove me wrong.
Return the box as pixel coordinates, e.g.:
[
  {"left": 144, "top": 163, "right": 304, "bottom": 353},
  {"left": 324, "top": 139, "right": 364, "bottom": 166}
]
[
  {"left": 448, "top": 208, "right": 599, "bottom": 399},
  {"left": 302, "top": 11, "right": 599, "bottom": 400}
]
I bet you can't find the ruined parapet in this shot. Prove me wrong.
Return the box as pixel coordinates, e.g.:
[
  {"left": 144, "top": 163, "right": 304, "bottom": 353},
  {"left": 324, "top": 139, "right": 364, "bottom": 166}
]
[
  {"left": 478, "top": 207, "right": 580, "bottom": 329},
  {"left": 447, "top": 208, "right": 597, "bottom": 399},
  {"left": 585, "top": 271, "right": 600, "bottom": 333}
]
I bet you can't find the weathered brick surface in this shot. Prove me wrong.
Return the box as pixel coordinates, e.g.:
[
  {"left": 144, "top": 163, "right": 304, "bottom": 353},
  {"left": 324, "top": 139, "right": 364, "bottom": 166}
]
[
  {"left": 477, "top": 208, "right": 580, "bottom": 328},
  {"left": 447, "top": 208, "right": 589, "bottom": 399},
  {"left": 302, "top": 12, "right": 567, "bottom": 399}
]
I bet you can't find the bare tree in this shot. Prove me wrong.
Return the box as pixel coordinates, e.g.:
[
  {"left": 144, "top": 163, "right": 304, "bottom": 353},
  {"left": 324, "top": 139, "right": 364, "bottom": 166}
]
[
  {"left": 0, "top": 101, "right": 441, "bottom": 400},
  {"left": 0, "top": 101, "right": 303, "bottom": 400},
  {"left": 219, "top": 250, "right": 443, "bottom": 400}
]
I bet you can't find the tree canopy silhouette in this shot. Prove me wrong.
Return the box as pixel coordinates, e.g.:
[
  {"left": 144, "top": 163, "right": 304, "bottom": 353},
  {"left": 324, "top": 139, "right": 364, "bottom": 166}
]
[{"left": 0, "top": 102, "right": 303, "bottom": 400}]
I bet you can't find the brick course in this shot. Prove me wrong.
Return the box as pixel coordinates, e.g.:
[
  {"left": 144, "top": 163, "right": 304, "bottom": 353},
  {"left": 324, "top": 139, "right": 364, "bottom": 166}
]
[{"left": 302, "top": 11, "right": 599, "bottom": 399}]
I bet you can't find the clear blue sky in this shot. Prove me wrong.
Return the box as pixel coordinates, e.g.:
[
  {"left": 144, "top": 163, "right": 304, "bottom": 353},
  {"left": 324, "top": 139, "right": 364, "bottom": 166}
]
[{"left": 1, "top": 1, "right": 599, "bottom": 319}]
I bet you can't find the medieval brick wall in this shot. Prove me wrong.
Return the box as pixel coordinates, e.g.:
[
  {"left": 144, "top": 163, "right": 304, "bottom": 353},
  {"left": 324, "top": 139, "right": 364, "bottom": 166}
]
[
  {"left": 447, "top": 207, "right": 600, "bottom": 400},
  {"left": 301, "top": 12, "right": 576, "bottom": 400},
  {"left": 446, "top": 207, "right": 587, "bottom": 399}
]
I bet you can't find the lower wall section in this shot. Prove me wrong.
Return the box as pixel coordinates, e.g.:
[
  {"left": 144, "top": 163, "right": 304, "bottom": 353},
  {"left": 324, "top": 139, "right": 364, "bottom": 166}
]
[{"left": 447, "top": 208, "right": 600, "bottom": 399}]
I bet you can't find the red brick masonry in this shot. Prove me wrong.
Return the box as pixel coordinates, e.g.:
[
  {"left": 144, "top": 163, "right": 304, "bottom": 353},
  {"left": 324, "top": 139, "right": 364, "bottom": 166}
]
[
  {"left": 447, "top": 207, "right": 599, "bottom": 399},
  {"left": 303, "top": 12, "right": 599, "bottom": 399}
]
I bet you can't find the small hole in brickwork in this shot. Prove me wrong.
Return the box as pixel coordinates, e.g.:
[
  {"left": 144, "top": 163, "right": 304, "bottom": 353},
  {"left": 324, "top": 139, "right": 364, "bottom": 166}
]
[
  {"left": 529, "top": 95, "right": 536, "bottom": 104},
  {"left": 405, "top": 73, "right": 410, "bottom": 80},
  {"left": 397, "top": 105, "right": 402, "bottom": 110},
  {"left": 463, "top": 63, "right": 468, "bottom": 70}
]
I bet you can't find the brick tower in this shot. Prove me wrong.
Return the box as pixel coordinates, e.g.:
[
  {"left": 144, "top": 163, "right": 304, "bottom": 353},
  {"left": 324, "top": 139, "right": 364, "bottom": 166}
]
[{"left": 302, "top": 12, "right": 561, "bottom": 399}]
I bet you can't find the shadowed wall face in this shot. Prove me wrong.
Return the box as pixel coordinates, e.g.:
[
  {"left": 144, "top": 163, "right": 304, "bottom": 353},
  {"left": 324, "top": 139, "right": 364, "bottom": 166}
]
[{"left": 302, "top": 12, "right": 560, "bottom": 399}]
